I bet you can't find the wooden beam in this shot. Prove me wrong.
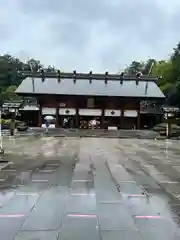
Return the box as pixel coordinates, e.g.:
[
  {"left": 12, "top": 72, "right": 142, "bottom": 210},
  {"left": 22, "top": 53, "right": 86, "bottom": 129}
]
[{"left": 20, "top": 71, "right": 158, "bottom": 82}]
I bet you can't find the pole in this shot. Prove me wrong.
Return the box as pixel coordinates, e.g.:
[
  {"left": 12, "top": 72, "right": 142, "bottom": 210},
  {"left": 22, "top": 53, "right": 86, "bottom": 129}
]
[
  {"left": 0, "top": 109, "right": 4, "bottom": 154},
  {"left": 145, "top": 61, "right": 155, "bottom": 95},
  {"left": 148, "top": 62, "right": 155, "bottom": 76},
  {"left": 29, "top": 63, "right": 35, "bottom": 92},
  {"left": 10, "top": 109, "right": 16, "bottom": 136}
]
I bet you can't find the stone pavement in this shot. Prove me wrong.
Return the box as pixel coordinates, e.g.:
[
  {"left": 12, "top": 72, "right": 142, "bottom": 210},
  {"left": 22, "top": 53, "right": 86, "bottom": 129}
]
[
  {"left": 2, "top": 128, "right": 163, "bottom": 139},
  {"left": 117, "top": 139, "right": 180, "bottom": 201},
  {"left": 0, "top": 137, "right": 179, "bottom": 239}
]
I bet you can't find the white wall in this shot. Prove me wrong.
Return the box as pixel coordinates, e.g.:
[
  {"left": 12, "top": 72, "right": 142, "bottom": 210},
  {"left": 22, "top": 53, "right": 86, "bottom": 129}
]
[
  {"left": 124, "top": 110, "right": 138, "bottom": 117},
  {"left": 79, "top": 109, "right": 102, "bottom": 116},
  {"left": 42, "top": 107, "right": 56, "bottom": 115}
]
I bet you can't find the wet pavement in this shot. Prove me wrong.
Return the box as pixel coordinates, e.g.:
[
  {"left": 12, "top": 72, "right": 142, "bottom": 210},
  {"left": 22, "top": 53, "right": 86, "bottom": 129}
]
[
  {"left": 2, "top": 128, "right": 163, "bottom": 139},
  {"left": 0, "top": 137, "right": 180, "bottom": 239}
]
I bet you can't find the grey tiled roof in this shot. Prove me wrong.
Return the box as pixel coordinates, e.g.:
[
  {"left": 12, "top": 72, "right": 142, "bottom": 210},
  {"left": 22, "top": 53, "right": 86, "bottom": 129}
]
[{"left": 16, "top": 77, "right": 165, "bottom": 98}]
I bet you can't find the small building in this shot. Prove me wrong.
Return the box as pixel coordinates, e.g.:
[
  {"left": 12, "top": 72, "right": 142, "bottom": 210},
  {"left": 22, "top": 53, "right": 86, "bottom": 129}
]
[{"left": 15, "top": 71, "right": 165, "bottom": 129}]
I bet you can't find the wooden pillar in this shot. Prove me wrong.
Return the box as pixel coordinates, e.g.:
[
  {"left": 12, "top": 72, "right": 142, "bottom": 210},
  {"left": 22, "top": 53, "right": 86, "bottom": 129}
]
[
  {"left": 101, "top": 98, "right": 106, "bottom": 129},
  {"left": 101, "top": 108, "right": 105, "bottom": 129},
  {"left": 10, "top": 111, "right": 16, "bottom": 136},
  {"left": 56, "top": 103, "right": 59, "bottom": 128},
  {"left": 75, "top": 108, "right": 79, "bottom": 128},
  {"left": 38, "top": 105, "right": 42, "bottom": 127},
  {"left": 121, "top": 109, "right": 124, "bottom": 129},
  {"left": 166, "top": 120, "right": 171, "bottom": 138},
  {"left": 137, "top": 109, "right": 140, "bottom": 129}
]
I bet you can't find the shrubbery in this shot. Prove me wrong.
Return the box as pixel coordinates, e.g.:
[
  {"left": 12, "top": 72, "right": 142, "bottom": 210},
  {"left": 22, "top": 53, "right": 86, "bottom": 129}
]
[
  {"left": 0, "top": 119, "right": 11, "bottom": 125},
  {"left": 0, "top": 119, "right": 22, "bottom": 126}
]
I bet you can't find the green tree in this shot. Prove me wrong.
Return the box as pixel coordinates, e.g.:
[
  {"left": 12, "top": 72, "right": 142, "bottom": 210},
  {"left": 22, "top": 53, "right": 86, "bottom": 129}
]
[
  {"left": 171, "top": 42, "right": 180, "bottom": 83},
  {"left": 151, "top": 60, "right": 174, "bottom": 87},
  {"left": 124, "top": 61, "right": 145, "bottom": 74},
  {"left": 124, "top": 59, "right": 156, "bottom": 75},
  {"left": 1, "top": 85, "right": 22, "bottom": 102},
  {"left": 46, "top": 65, "right": 56, "bottom": 72},
  {"left": 27, "top": 58, "right": 43, "bottom": 72},
  {"left": 143, "top": 59, "right": 156, "bottom": 75}
]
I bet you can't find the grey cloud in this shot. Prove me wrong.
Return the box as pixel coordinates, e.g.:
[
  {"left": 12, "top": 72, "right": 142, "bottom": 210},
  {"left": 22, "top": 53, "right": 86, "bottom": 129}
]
[
  {"left": 45, "top": 19, "right": 89, "bottom": 50},
  {"left": 0, "top": 23, "right": 13, "bottom": 40},
  {"left": 1, "top": 0, "right": 180, "bottom": 72},
  {"left": 17, "top": 0, "right": 108, "bottom": 20},
  {"left": 37, "top": 0, "right": 173, "bottom": 45}
]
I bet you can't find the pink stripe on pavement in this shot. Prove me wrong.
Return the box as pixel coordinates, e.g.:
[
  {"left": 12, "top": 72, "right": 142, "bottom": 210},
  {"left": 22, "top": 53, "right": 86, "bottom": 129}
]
[
  {"left": 0, "top": 214, "right": 25, "bottom": 218},
  {"left": 68, "top": 214, "right": 97, "bottom": 218},
  {"left": 135, "top": 215, "right": 164, "bottom": 219}
]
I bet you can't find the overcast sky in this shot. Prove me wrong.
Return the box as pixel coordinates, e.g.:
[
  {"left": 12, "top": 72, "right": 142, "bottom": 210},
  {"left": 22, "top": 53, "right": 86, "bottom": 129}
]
[{"left": 0, "top": 0, "right": 180, "bottom": 72}]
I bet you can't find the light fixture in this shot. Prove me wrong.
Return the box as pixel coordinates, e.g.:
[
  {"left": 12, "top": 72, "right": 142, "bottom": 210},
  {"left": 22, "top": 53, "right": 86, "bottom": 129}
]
[
  {"left": 41, "top": 69, "right": 45, "bottom": 82},
  {"left": 73, "top": 70, "right": 76, "bottom": 83},
  {"left": 89, "top": 71, "right": 92, "bottom": 83},
  {"left": 57, "top": 70, "right": 61, "bottom": 83},
  {"left": 136, "top": 71, "right": 142, "bottom": 85},
  {"left": 105, "top": 71, "right": 108, "bottom": 84},
  {"left": 120, "top": 72, "right": 124, "bottom": 84}
]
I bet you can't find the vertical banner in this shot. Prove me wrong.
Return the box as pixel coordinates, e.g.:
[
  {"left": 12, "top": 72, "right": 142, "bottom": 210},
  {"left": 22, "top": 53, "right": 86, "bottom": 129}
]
[{"left": 87, "top": 98, "right": 94, "bottom": 108}]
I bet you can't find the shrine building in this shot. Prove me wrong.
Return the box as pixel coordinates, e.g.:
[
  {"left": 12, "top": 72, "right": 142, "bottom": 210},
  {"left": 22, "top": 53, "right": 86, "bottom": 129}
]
[{"left": 15, "top": 71, "right": 165, "bottom": 129}]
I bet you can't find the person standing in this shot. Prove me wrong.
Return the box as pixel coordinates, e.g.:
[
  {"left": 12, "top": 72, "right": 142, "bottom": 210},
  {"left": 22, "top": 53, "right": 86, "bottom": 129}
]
[
  {"left": 44, "top": 118, "right": 49, "bottom": 133},
  {"left": 91, "top": 118, "right": 97, "bottom": 129},
  {"left": 63, "top": 117, "right": 69, "bottom": 128}
]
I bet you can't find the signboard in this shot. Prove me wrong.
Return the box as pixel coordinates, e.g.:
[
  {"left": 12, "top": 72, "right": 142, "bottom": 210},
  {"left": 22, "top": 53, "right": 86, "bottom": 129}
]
[
  {"left": 105, "top": 109, "right": 121, "bottom": 117},
  {"left": 163, "top": 107, "right": 179, "bottom": 113},
  {"left": 59, "top": 108, "right": 76, "bottom": 115}
]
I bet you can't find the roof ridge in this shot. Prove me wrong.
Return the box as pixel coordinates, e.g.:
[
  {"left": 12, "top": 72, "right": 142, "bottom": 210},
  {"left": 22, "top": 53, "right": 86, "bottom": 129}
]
[{"left": 22, "top": 71, "right": 157, "bottom": 82}]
